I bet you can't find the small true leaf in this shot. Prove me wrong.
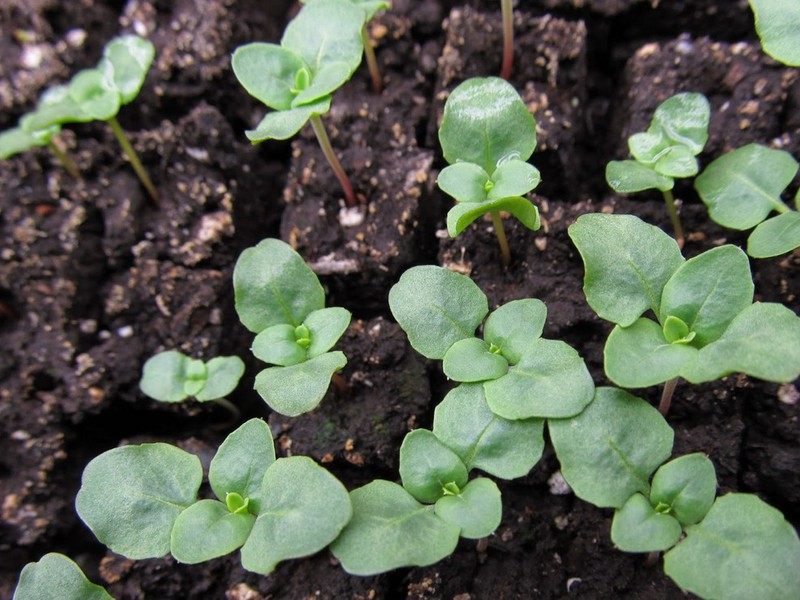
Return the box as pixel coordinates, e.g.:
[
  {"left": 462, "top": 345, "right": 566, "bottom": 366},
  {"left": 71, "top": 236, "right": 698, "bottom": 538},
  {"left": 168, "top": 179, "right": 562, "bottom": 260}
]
[
  {"left": 13, "top": 553, "right": 113, "bottom": 600},
  {"left": 434, "top": 477, "right": 502, "bottom": 539},
  {"left": 483, "top": 299, "right": 547, "bottom": 364},
  {"left": 650, "top": 453, "right": 717, "bottom": 526},
  {"left": 170, "top": 500, "right": 255, "bottom": 564},
  {"left": 443, "top": 338, "right": 509, "bottom": 383},
  {"left": 610, "top": 493, "right": 682, "bottom": 553},
  {"left": 399, "top": 429, "right": 468, "bottom": 503},
  {"left": 303, "top": 306, "right": 351, "bottom": 357}
]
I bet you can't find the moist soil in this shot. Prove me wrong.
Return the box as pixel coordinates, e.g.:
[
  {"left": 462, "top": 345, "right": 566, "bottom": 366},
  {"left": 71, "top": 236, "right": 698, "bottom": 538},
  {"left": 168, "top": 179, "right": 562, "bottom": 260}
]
[{"left": 1, "top": 0, "right": 799, "bottom": 598}]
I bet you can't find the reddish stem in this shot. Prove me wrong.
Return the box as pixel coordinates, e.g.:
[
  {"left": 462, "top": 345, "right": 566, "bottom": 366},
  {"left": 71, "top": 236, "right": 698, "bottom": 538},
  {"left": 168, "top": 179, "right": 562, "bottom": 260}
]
[
  {"left": 500, "top": 0, "right": 514, "bottom": 80},
  {"left": 310, "top": 114, "right": 358, "bottom": 206}
]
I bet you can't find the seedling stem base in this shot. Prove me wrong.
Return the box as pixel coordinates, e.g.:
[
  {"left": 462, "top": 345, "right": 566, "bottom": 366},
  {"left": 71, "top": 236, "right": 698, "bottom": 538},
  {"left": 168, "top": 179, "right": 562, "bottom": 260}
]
[
  {"left": 659, "top": 377, "right": 679, "bottom": 416},
  {"left": 309, "top": 114, "right": 358, "bottom": 207},
  {"left": 107, "top": 117, "right": 160, "bottom": 206},
  {"left": 490, "top": 211, "right": 511, "bottom": 268},
  {"left": 662, "top": 189, "right": 684, "bottom": 248},
  {"left": 47, "top": 139, "right": 81, "bottom": 180}
]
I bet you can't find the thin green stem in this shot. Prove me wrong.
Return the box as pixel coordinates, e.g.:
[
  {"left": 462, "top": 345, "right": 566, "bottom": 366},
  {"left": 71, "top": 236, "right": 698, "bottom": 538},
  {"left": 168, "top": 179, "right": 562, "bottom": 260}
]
[
  {"left": 309, "top": 114, "right": 358, "bottom": 206},
  {"left": 212, "top": 397, "right": 240, "bottom": 421},
  {"left": 662, "top": 189, "right": 684, "bottom": 248},
  {"left": 500, "top": 0, "right": 514, "bottom": 80},
  {"left": 106, "top": 116, "right": 160, "bottom": 206},
  {"left": 659, "top": 377, "right": 679, "bottom": 417},
  {"left": 490, "top": 211, "right": 511, "bottom": 268},
  {"left": 361, "top": 24, "right": 383, "bottom": 94},
  {"left": 47, "top": 138, "right": 81, "bottom": 179}
]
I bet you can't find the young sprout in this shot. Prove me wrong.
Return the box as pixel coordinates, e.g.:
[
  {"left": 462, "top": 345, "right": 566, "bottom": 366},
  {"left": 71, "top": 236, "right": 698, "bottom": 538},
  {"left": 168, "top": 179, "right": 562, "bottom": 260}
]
[
  {"left": 695, "top": 143, "right": 800, "bottom": 258},
  {"left": 13, "top": 553, "right": 113, "bottom": 600},
  {"left": 232, "top": 0, "right": 366, "bottom": 206},
  {"left": 749, "top": 0, "right": 800, "bottom": 66},
  {"left": 605, "top": 92, "right": 710, "bottom": 248},
  {"left": 500, "top": 0, "right": 514, "bottom": 80},
  {"left": 437, "top": 77, "right": 541, "bottom": 268}
]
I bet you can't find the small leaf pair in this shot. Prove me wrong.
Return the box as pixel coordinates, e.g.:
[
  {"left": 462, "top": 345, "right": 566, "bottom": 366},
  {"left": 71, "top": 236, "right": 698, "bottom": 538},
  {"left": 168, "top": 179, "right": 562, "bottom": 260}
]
[
  {"left": 233, "top": 238, "right": 351, "bottom": 416},
  {"left": 139, "top": 350, "right": 244, "bottom": 404}
]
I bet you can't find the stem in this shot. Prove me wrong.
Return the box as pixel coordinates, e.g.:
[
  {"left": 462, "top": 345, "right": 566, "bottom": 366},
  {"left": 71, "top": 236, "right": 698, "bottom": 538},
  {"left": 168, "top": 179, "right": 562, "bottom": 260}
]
[
  {"left": 361, "top": 24, "right": 383, "bottom": 94},
  {"left": 47, "top": 138, "right": 81, "bottom": 179},
  {"left": 645, "top": 551, "right": 660, "bottom": 567},
  {"left": 106, "top": 117, "right": 160, "bottom": 206},
  {"left": 659, "top": 377, "right": 679, "bottom": 417},
  {"left": 212, "top": 397, "right": 240, "bottom": 421},
  {"left": 662, "top": 189, "right": 684, "bottom": 249},
  {"left": 490, "top": 211, "right": 511, "bottom": 268},
  {"left": 500, "top": 0, "right": 514, "bottom": 80},
  {"left": 309, "top": 114, "right": 358, "bottom": 206},
  {"left": 331, "top": 372, "right": 351, "bottom": 399}
]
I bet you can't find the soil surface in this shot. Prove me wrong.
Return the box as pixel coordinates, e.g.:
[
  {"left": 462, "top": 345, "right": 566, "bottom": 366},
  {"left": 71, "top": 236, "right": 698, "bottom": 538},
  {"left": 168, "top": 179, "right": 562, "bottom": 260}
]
[{"left": 1, "top": 0, "right": 798, "bottom": 598}]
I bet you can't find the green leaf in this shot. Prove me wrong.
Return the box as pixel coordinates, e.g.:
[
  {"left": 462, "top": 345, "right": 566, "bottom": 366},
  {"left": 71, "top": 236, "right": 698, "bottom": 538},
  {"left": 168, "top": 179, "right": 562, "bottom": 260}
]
[
  {"left": 195, "top": 356, "right": 245, "bottom": 401},
  {"left": 433, "top": 384, "right": 545, "bottom": 480},
  {"left": 0, "top": 126, "right": 50, "bottom": 159},
  {"left": 437, "top": 162, "right": 491, "bottom": 203},
  {"left": 68, "top": 69, "right": 121, "bottom": 121},
  {"left": 628, "top": 129, "right": 668, "bottom": 165},
  {"left": 439, "top": 77, "right": 537, "bottom": 175},
  {"left": 99, "top": 34, "right": 155, "bottom": 104},
  {"left": 399, "top": 429, "right": 468, "bottom": 504},
  {"left": 292, "top": 63, "right": 355, "bottom": 107},
  {"left": 389, "top": 265, "right": 487, "bottom": 359},
  {"left": 239, "top": 456, "right": 352, "bottom": 574},
  {"left": 182, "top": 358, "right": 207, "bottom": 397},
  {"left": 446, "top": 195, "right": 539, "bottom": 237},
  {"left": 488, "top": 160, "right": 541, "bottom": 200},
  {"left": 650, "top": 453, "right": 717, "bottom": 526},
  {"left": 252, "top": 324, "right": 307, "bottom": 366},
  {"left": 209, "top": 419, "right": 276, "bottom": 514},
  {"left": 75, "top": 443, "right": 202, "bottom": 559},
  {"left": 139, "top": 350, "right": 193, "bottom": 403},
  {"left": 254, "top": 351, "right": 347, "bottom": 416},
  {"left": 170, "top": 500, "right": 255, "bottom": 564},
  {"left": 748, "top": 211, "right": 800, "bottom": 258},
  {"left": 695, "top": 144, "right": 797, "bottom": 229},
  {"left": 234, "top": 238, "right": 325, "bottom": 333},
  {"left": 232, "top": 43, "right": 307, "bottom": 111},
  {"left": 653, "top": 144, "right": 699, "bottom": 178},
  {"left": 664, "top": 493, "right": 800, "bottom": 600},
  {"left": 434, "top": 478, "right": 502, "bottom": 539},
  {"left": 660, "top": 245, "right": 754, "bottom": 347},
  {"left": 606, "top": 159, "right": 674, "bottom": 193},
  {"left": 245, "top": 97, "right": 331, "bottom": 141},
  {"left": 549, "top": 387, "right": 674, "bottom": 508},
  {"left": 568, "top": 213, "right": 685, "bottom": 326},
  {"left": 443, "top": 338, "right": 509, "bottom": 383},
  {"left": 750, "top": 0, "right": 800, "bottom": 66},
  {"left": 13, "top": 553, "right": 113, "bottom": 600},
  {"left": 483, "top": 299, "right": 547, "bottom": 365},
  {"left": 610, "top": 493, "right": 682, "bottom": 553},
  {"left": 304, "top": 306, "right": 351, "bottom": 357},
  {"left": 329, "top": 480, "right": 461, "bottom": 576},
  {"left": 650, "top": 92, "right": 710, "bottom": 155}
]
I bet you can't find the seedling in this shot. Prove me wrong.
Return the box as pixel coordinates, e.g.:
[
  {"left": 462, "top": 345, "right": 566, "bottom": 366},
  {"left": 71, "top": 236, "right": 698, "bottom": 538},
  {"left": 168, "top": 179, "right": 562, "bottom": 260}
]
[
  {"left": 569, "top": 213, "right": 800, "bottom": 414},
  {"left": 232, "top": 0, "right": 366, "bottom": 206},
  {"left": 437, "top": 77, "right": 541, "bottom": 267},
  {"left": 75, "top": 418, "right": 352, "bottom": 573},
  {"left": 750, "top": 0, "right": 800, "bottom": 66},
  {"left": 23, "top": 35, "right": 159, "bottom": 203},
  {"left": 139, "top": 350, "right": 245, "bottom": 418},
  {"left": 500, "top": 0, "right": 514, "bottom": 79},
  {"left": 389, "top": 265, "right": 593, "bottom": 419},
  {"left": 13, "top": 553, "right": 113, "bottom": 600},
  {"left": 233, "top": 238, "right": 351, "bottom": 416},
  {"left": 605, "top": 92, "right": 710, "bottom": 247},
  {"left": 695, "top": 143, "right": 800, "bottom": 258}
]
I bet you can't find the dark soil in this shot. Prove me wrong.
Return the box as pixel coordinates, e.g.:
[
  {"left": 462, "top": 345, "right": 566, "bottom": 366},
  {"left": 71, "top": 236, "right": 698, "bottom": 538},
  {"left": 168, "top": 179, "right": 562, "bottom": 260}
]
[{"left": 1, "top": 0, "right": 798, "bottom": 598}]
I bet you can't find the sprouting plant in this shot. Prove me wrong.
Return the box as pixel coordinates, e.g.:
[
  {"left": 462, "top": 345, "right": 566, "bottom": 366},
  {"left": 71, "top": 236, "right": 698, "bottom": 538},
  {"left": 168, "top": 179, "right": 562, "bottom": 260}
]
[
  {"left": 606, "top": 92, "right": 710, "bottom": 248},
  {"left": 233, "top": 238, "right": 351, "bottom": 416},
  {"left": 139, "top": 350, "right": 245, "bottom": 418},
  {"left": 23, "top": 34, "right": 159, "bottom": 204},
  {"left": 500, "top": 0, "right": 514, "bottom": 80},
  {"left": 13, "top": 553, "right": 113, "bottom": 600},
  {"left": 232, "top": 0, "right": 366, "bottom": 206},
  {"left": 550, "top": 386, "right": 800, "bottom": 599},
  {"left": 695, "top": 143, "right": 800, "bottom": 258},
  {"left": 75, "top": 418, "right": 352, "bottom": 573},
  {"left": 389, "top": 265, "right": 594, "bottom": 419},
  {"left": 749, "top": 0, "right": 800, "bottom": 66},
  {"left": 568, "top": 213, "right": 800, "bottom": 415},
  {"left": 437, "top": 77, "right": 541, "bottom": 267}
]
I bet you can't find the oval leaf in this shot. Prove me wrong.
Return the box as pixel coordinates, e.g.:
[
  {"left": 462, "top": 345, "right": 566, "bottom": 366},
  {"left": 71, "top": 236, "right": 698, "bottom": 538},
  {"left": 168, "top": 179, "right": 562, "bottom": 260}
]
[
  {"left": 651, "top": 453, "right": 717, "bottom": 526},
  {"left": 100, "top": 34, "right": 155, "bottom": 104},
  {"left": 13, "top": 553, "right": 113, "bottom": 600},
  {"left": 139, "top": 350, "right": 193, "bottom": 402},
  {"left": 437, "top": 162, "right": 491, "bottom": 204},
  {"left": 304, "top": 306, "right": 351, "bottom": 357},
  {"left": 487, "top": 159, "right": 541, "bottom": 200},
  {"left": 610, "top": 493, "right": 682, "bottom": 553},
  {"left": 606, "top": 159, "right": 674, "bottom": 193},
  {"left": 245, "top": 97, "right": 331, "bottom": 142},
  {"left": 434, "top": 478, "right": 502, "bottom": 539},
  {"left": 399, "top": 429, "right": 468, "bottom": 504},
  {"left": 171, "top": 500, "right": 255, "bottom": 564},
  {"left": 252, "top": 324, "right": 308, "bottom": 366},
  {"left": 232, "top": 43, "right": 307, "bottom": 111},
  {"left": 748, "top": 211, "right": 800, "bottom": 258},
  {"left": 651, "top": 92, "right": 710, "bottom": 154},
  {"left": 443, "top": 338, "right": 509, "bottom": 383},
  {"left": 751, "top": 0, "right": 800, "bottom": 66},
  {"left": 483, "top": 298, "right": 547, "bottom": 365},
  {"left": 446, "top": 195, "right": 539, "bottom": 237},
  {"left": 195, "top": 356, "right": 245, "bottom": 401}
]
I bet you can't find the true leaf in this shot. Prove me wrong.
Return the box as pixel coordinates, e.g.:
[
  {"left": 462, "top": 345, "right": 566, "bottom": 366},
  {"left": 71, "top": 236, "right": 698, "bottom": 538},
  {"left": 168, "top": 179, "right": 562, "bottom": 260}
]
[
  {"left": 443, "top": 338, "right": 509, "bottom": 383},
  {"left": 12, "top": 553, "right": 113, "bottom": 600},
  {"left": 649, "top": 92, "right": 710, "bottom": 155},
  {"left": 399, "top": 429, "right": 469, "bottom": 503},
  {"left": 610, "top": 493, "right": 682, "bottom": 553},
  {"left": 303, "top": 306, "right": 351, "bottom": 357},
  {"left": 747, "top": 211, "right": 800, "bottom": 258},
  {"left": 195, "top": 356, "right": 246, "bottom": 401},
  {"left": 650, "top": 453, "right": 717, "bottom": 526},
  {"left": 434, "top": 477, "right": 502, "bottom": 539},
  {"left": 170, "top": 500, "right": 255, "bottom": 564},
  {"left": 483, "top": 299, "right": 547, "bottom": 364},
  {"left": 750, "top": 0, "right": 800, "bottom": 66}
]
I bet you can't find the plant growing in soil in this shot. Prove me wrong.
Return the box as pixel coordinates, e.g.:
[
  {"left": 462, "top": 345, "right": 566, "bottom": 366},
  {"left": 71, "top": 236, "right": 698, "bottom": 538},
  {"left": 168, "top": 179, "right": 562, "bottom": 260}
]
[
  {"left": 75, "top": 418, "right": 352, "bottom": 574},
  {"left": 605, "top": 92, "right": 710, "bottom": 247},
  {"left": 750, "top": 0, "right": 800, "bottom": 66},
  {"left": 437, "top": 77, "right": 541, "bottom": 267},
  {"left": 550, "top": 387, "right": 800, "bottom": 599},
  {"left": 13, "top": 552, "right": 113, "bottom": 600},
  {"left": 500, "top": 0, "right": 514, "bottom": 79},
  {"left": 24, "top": 34, "right": 159, "bottom": 203},
  {"left": 232, "top": 0, "right": 366, "bottom": 206},
  {"left": 695, "top": 143, "right": 800, "bottom": 258},
  {"left": 233, "top": 238, "right": 351, "bottom": 416},
  {"left": 139, "top": 350, "right": 245, "bottom": 416},
  {"left": 568, "top": 213, "right": 800, "bottom": 415}
]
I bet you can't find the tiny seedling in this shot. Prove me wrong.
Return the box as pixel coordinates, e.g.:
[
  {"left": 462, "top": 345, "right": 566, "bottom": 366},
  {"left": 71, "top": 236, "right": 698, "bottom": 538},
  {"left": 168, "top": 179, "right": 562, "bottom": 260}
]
[
  {"left": 500, "top": 0, "right": 514, "bottom": 80},
  {"left": 606, "top": 92, "right": 710, "bottom": 247},
  {"left": 139, "top": 350, "right": 245, "bottom": 418},
  {"left": 569, "top": 213, "right": 800, "bottom": 414},
  {"left": 24, "top": 34, "right": 159, "bottom": 203},
  {"left": 749, "top": 0, "right": 800, "bottom": 66},
  {"left": 75, "top": 418, "right": 352, "bottom": 573},
  {"left": 233, "top": 238, "right": 351, "bottom": 416},
  {"left": 13, "top": 552, "right": 113, "bottom": 600},
  {"left": 232, "top": 0, "right": 366, "bottom": 206},
  {"left": 437, "top": 77, "right": 541, "bottom": 267},
  {"left": 695, "top": 143, "right": 800, "bottom": 258}
]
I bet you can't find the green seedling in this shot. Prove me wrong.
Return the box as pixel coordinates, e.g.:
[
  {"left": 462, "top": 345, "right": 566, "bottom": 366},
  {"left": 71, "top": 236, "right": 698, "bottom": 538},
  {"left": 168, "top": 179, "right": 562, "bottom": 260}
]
[
  {"left": 551, "top": 387, "right": 800, "bottom": 600},
  {"left": 233, "top": 238, "right": 351, "bottom": 416},
  {"left": 750, "top": 0, "right": 800, "bottom": 66},
  {"left": 75, "top": 418, "right": 352, "bottom": 573},
  {"left": 13, "top": 553, "right": 113, "bottom": 600},
  {"left": 569, "top": 213, "right": 800, "bottom": 414},
  {"left": 500, "top": 0, "right": 514, "bottom": 80},
  {"left": 232, "top": 0, "right": 366, "bottom": 206},
  {"left": 438, "top": 77, "right": 541, "bottom": 267},
  {"left": 695, "top": 143, "right": 800, "bottom": 258},
  {"left": 606, "top": 92, "right": 710, "bottom": 248},
  {"left": 389, "top": 265, "right": 593, "bottom": 420},
  {"left": 139, "top": 350, "right": 245, "bottom": 418}
]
